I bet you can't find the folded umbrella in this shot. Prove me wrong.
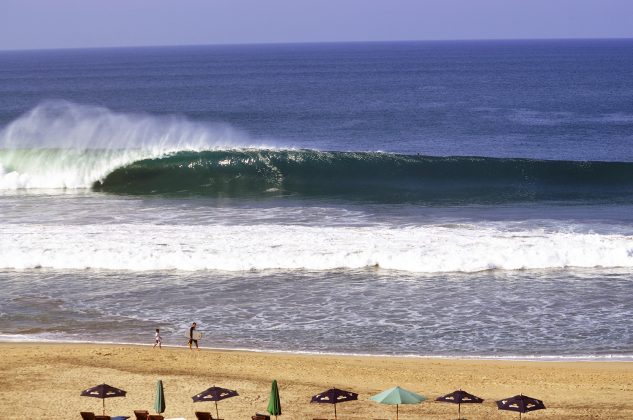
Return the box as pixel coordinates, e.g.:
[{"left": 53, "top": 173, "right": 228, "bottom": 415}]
[
  {"left": 267, "top": 379, "right": 281, "bottom": 419},
  {"left": 154, "top": 380, "right": 165, "bottom": 415}
]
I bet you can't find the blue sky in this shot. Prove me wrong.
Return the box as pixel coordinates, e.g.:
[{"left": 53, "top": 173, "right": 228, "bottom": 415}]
[{"left": 1, "top": 0, "right": 633, "bottom": 50}]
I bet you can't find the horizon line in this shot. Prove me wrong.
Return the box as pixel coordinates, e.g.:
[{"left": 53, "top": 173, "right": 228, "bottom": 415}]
[{"left": 1, "top": 36, "right": 632, "bottom": 53}]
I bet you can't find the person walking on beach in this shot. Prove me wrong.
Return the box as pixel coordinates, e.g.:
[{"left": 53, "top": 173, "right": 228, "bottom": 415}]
[
  {"left": 153, "top": 328, "right": 162, "bottom": 349},
  {"left": 189, "top": 322, "right": 199, "bottom": 351}
]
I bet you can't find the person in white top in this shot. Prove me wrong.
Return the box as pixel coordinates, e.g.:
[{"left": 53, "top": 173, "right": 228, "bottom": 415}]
[{"left": 153, "top": 328, "right": 162, "bottom": 349}]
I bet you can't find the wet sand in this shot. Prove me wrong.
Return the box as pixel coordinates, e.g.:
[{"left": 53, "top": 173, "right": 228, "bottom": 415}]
[{"left": 0, "top": 343, "right": 632, "bottom": 419}]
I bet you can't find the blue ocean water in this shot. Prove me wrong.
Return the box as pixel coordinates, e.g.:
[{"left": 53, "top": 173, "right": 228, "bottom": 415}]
[{"left": 0, "top": 40, "right": 632, "bottom": 357}]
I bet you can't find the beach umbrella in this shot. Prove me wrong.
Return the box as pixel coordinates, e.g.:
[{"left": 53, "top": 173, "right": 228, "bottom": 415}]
[
  {"left": 267, "top": 379, "right": 282, "bottom": 419},
  {"left": 192, "top": 385, "right": 238, "bottom": 419},
  {"left": 310, "top": 387, "right": 358, "bottom": 419},
  {"left": 80, "top": 383, "right": 126, "bottom": 415},
  {"left": 436, "top": 389, "right": 483, "bottom": 419},
  {"left": 496, "top": 394, "right": 546, "bottom": 419},
  {"left": 154, "top": 380, "right": 165, "bottom": 415},
  {"left": 370, "top": 386, "right": 426, "bottom": 420}
]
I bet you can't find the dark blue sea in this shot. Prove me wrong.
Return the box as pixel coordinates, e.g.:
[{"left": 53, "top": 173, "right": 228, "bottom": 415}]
[{"left": 1, "top": 40, "right": 632, "bottom": 358}]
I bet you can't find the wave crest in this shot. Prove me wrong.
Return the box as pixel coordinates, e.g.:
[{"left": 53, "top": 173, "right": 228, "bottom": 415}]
[{"left": 0, "top": 101, "right": 262, "bottom": 189}]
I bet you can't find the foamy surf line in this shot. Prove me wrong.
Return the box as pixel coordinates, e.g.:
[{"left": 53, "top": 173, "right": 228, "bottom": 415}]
[
  {"left": 2, "top": 223, "right": 632, "bottom": 273},
  {"left": 1, "top": 336, "right": 631, "bottom": 362}
]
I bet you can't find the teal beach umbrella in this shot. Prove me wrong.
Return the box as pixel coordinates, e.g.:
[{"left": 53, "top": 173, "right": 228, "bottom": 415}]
[
  {"left": 267, "top": 380, "right": 282, "bottom": 419},
  {"left": 154, "top": 380, "right": 166, "bottom": 414},
  {"left": 370, "top": 386, "right": 426, "bottom": 420}
]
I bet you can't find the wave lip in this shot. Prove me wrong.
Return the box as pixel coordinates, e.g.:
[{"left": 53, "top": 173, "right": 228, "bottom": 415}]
[{"left": 2, "top": 223, "right": 632, "bottom": 273}]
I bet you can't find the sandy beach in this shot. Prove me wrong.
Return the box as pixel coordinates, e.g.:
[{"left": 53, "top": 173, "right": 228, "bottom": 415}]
[{"left": 0, "top": 343, "right": 631, "bottom": 419}]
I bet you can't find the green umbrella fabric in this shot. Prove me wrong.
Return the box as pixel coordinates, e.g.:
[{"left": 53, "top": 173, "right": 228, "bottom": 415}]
[
  {"left": 370, "top": 386, "right": 425, "bottom": 420},
  {"left": 154, "top": 380, "right": 166, "bottom": 414},
  {"left": 267, "top": 379, "right": 282, "bottom": 418},
  {"left": 370, "top": 386, "right": 426, "bottom": 405}
]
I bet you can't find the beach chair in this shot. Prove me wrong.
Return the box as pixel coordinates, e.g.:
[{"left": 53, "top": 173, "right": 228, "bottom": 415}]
[
  {"left": 134, "top": 410, "right": 150, "bottom": 420},
  {"left": 252, "top": 415, "right": 271, "bottom": 420},
  {"left": 80, "top": 413, "right": 96, "bottom": 420},
  {"left": 148, "top": 416, "right": 164, "bottom": 420},
  {"left": 94, "top": 416, "right": 112, "bottom": 420},
  {"left": 195, "top": 412, "right": 223, "bottom": 420}
]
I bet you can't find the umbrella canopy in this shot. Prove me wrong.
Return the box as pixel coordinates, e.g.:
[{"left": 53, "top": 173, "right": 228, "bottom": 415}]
[
  {"left": 497, "top": 394, "right": 546, "bottom": 419},
  {"left": 370, "top": 386, "right": 425, "bottom": 420},
  {"left": 154, "top": 380, "right": 166, "bottom": 414},
  {"left": 192, "top": 386, "right": 238, "bottom": 419},
  {"left": 267, "top": 380, "right": 282, "bottom": 419},
  {"left": 436, "top": 389, "right": 483, "bottom": 419},
  {"left": 311, "top": 388, "right": 358, "bottom": 419},
  {"left": 80, "top": 383, "right": 126, "bottom": 415}
]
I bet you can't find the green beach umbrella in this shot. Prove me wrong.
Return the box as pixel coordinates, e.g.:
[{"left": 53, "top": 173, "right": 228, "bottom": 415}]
[
  {"left": 267, "top": 379, "right": 282, "bottom": 419},
  {"left": 154, "top": 380, "right": 166, "bottom": 415},
  {"left": 370, "top": 386, "right": 426, "bottom": 420}
]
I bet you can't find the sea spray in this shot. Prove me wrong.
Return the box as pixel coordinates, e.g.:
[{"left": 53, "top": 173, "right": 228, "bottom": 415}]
[{"left": 0, "top": 101, "right": 265, "bottom": 189}]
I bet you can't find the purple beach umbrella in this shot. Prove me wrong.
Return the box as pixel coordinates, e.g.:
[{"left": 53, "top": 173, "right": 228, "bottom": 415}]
[
  {"left": 496, "top": 394, "right": 546, "bottom": 419},
  {"left": 80, "top": 383, "right": 126, "bottom": 415},
  {"left": 192, "top": 385, "right": 239, "bottom": 419},
  {"left": 436, "top": 389, "right": 483, "bottom": 419},
  {"left": 311, "top": 388, "right": 358, "bottom": 419}
]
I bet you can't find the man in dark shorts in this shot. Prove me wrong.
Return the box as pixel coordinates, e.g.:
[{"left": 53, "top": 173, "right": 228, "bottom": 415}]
[{"left": 189, "top": 322, "right": 199, "bottom": 351}]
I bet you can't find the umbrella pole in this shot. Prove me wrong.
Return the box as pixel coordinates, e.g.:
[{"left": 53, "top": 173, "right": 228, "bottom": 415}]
[
  {"left": 334, "top": 403, "right": 337, "bottom": 419},
  {"left": 215, "top": 400, "right": 219, "bottom": 419},
  {"left": 102, "top": 398, "right": 105, "bottom": 416},
  {"left": 396, "top": 404, "right": 399, "bottom": 420},
  {"left": 458, "top": 402, "right": 460, "bottom": 420}
]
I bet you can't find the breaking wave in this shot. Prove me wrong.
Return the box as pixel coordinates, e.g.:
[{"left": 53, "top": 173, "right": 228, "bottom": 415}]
[{"left": 2, "top": 102, "right": 633, "bottom": 203}]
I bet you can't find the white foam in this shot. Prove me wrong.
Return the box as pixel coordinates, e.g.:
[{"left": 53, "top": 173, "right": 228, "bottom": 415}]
[
  {"left": 0, "top": 335, "right": 631, "bottom": 361},
  {"left": 1, "top": 223, "right": 631, "bottom": 273},
  {"left": 0, "top": 101, "right": 267, "bottom": 190}
]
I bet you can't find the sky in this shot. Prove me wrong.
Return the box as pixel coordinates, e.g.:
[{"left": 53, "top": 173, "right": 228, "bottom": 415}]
[{"left": 1, "top": 0, "right": 633, "bottom": 50}]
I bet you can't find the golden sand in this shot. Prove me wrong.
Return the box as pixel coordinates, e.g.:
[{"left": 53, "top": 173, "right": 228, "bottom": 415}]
[{"left": 0, "top": 343, "right": 631, "bottom": 419}]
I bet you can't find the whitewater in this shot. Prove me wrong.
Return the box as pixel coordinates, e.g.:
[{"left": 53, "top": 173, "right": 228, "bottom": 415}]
[{"left": 1, "top": 223, "right": 632, "bottom": 273}]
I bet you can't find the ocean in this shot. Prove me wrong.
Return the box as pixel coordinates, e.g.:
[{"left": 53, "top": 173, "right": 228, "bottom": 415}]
[{"left": 1, "top": 39, "right": 632, "bottom": 358}]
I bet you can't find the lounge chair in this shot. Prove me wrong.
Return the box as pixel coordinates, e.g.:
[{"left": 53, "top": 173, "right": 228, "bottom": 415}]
[
  {"left": 148, "top": 416, "right": 164, "bottom": 420},
  {"left": 134, "top": 411, "right": 149, "bottom": 420},
  {"left": 252, "top": 415, "right": 271, "bottom": 420},
  {"left": 94, "top": 416, "right": 112, "bottom": 420},
  {"left": 195, "top": 412, "right": 223, "bottom": 420},
  {"left": 80, "top": 413, "right": 96, "bottom": 420}
]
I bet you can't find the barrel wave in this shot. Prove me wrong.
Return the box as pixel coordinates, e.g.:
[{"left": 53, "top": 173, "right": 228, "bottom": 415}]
[
  {"left": 2, "top": 102, "right": 633, "bottom": 203},
  {"left": 94, "top": 149, "right": 633, "bottom": 203}
]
